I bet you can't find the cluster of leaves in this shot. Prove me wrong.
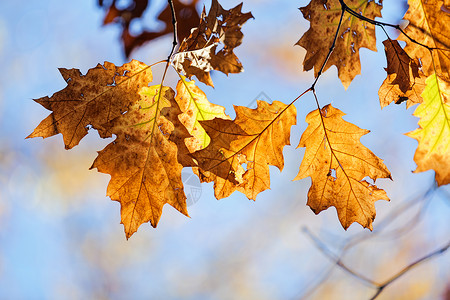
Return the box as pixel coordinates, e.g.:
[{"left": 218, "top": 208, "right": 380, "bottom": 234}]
[{"left": 29, "top": 0, "right": 449, "bottom": 238}]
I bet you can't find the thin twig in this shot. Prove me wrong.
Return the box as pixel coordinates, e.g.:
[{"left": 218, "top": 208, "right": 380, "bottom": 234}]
[
  {"left": 303, "top": 226, "right": 450, "bottom": 300},
  {"left": 310, "top": 2, "right": 346, "bottom": 91},
  {"left": 302, "top": 227, "right": 380, "bottom": 287},
  {"left": 167, "top": 0, "right": 178, "bottom": 61},
  {"left": 369, "top": 241, "right": 450, "bottom": 300},
  {"left": 337, "top": 0, "right": 442, "bottom": 52},
  {"left": 298, "top": 184, "right": 439, "bottom": 299},
  {"left": 343, "top": 184, "right": 436, "bottom": 249},
  {"left": 150, "top": 0, "right": 179, "bottom": 140}
]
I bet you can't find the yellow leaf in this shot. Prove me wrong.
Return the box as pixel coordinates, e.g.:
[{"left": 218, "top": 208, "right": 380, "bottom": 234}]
[
  {"left": 406, "top": 73, "right": 450, "bottom": 186},
  {"left": 294, "top": 104, "right": 391, "bottom": 230},
  {"left": 175, "top": 76, "right": 230, "bottom": 153}
]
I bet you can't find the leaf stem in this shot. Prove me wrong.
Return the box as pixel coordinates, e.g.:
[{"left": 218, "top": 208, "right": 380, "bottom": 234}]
[
  {"left": 167, "top": 0, "right": 178, "bottom": 61},
  {"left": 310, "top": 3, "right": 346, "bottom": 91}
]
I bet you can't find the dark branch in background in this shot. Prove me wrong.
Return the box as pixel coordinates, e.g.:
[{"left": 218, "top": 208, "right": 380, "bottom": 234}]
[
  {"left": 302, "top": 227, "right": 379, "bottom": 287},
  {"left": 344, "top": 183, "right": 436, "bottom": 247},
  {"left": 303, "top": 227, "right": 450, "bottom": 300},
  {"left": 298, "top": 184, "right": 447, "bottom": 300},
  {"left": 369, "top": 241, "right": 450, "bottom": 300}
]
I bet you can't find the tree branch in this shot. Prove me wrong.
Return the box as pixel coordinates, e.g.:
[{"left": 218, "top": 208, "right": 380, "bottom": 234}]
[
  {"left": 310, "top": 2, "right": 346, "bottom": 91},
  {"left": 302, "top": 226, "right": 450, "bottom": 300},
  {"left": 369, "top": 241, "right": 450, "bottom": 300},
  {"left": 338, "top": 0, "right": 450, "bottom": 51},
  {"left": 167, "top": 0, "right": 178, "bottom": 61}
]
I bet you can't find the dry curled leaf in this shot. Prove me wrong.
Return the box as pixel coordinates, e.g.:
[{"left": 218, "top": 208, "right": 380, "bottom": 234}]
[
  {"left": 406, "top": 73, "right": 450, "bottom": 186},
  {"left": 193, "top": 100, "right": 296, "bottom": 200},
  {"left": 294, "top": 104, "right": 391, "bottom": 230},
  {"left": 172, "top": 0, "right": 253, "bottom": 86},
  {"left": 296, "top": 0, "right": 382, "bottom": 89},
  {"left": 378, "top": 39, "right": 426, "bottom": 108},
  {"left": 27, "top": 60, "right": 153, "bottom": 149},
  {"left": 91, "top": 85, "right": 190, "bottom": 238}
]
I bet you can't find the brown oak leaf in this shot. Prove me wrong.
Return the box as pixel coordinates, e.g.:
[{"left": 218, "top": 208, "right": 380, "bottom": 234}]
[
  {"left": 399, "top": 0, "right": 450, "bottom": 80},
  {"left": 91, "top": 85, "right": 190, "bottom": 239},
  {"left": 378, "top": 39, "right": 426, "bottom": 108},
  {"left": 27, "top": 60, "right": 153, "bottom": 149},
  {"left": 172, "top": 0, "right": 253, "bottom": 87},
  {"left": 294, "top": 104, "right": 391, "bottom": 230},
  {"left": 192, "top": 100, "right": 296, "bottom": 200},
  {"left": 296, "top": 0, "right": 382, "bottom": 89}
]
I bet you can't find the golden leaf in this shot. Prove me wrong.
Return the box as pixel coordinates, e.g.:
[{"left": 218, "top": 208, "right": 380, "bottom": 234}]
[
  {"left": 193, "top": 100, "right": 296, "bottom": 200},
  {"left": 406, "top": 73, "right": 450, "bottom": 185},
  {"left": 175, "top": 76, "right": 230, "bottom": 154},
  {"left": 91, "top": 85, "right": 189, "bottom": 238},
  {"left": 294, "top": 104, "right": 391, "bottom": 230}
]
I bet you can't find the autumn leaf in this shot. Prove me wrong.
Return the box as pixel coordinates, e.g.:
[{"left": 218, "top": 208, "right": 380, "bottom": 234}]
[
  {"left": 294, "top": 104, "right": 391, "bottom": 230},
  {"left": 193, "top": 100, "right": 296, "bottom": 200},
  {"left": 406, "top": 73, "right": 450, "bottom": 186},
  {"left": 378, "top": 73, "right": 426, "bottom": 108},
  {"left": 175, "top": 76, "right": 230, "bottom": 154},
  {"left": 99, "top": 0, "right": 200, "bottom": 57},
  {"left": 172, "top": 0, "right": 253, "bottom": 86},
  {"left": 27, "top": 60, "right": 153, "bottom": 149},
  {"left": 378, "top": 39, "right": 426, "bottom": 108},
  {"left": 91, "top": 84, "right": 190, "bottom": 238},
  {"left": 382, "top": 39, "right": 422, "bottom": 94},
  {"left": 192, "top": 118, "right": 247, "bottom": 199},
  {"left": 399, "top": 0, "right": 450, "bottom": 79},
  {"left": 297, "top": 0, "right": 382, "bottom": 89}
]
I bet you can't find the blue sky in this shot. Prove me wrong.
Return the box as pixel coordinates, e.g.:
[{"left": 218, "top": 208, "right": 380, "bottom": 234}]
[{"left": 0, "top": 0, "right": 449, "bottom": 299}]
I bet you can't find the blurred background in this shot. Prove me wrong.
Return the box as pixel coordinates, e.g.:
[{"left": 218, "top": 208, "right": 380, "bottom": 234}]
[{"left": 0, "top": 0, "right": 449, "bottom": 299}]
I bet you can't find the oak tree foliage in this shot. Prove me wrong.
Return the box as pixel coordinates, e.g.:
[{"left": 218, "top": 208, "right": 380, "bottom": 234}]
[{"left": 29, "top": 0, "right": 450, "bottom": 238}]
